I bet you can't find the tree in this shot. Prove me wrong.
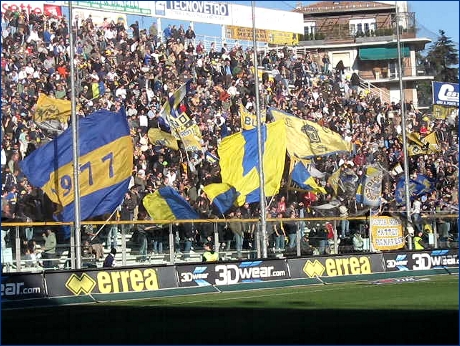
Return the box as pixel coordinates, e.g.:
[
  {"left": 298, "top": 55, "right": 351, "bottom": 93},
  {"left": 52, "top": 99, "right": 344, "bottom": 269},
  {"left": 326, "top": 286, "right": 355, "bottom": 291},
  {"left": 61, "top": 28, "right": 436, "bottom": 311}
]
[
  {"left": 426, "top": 30, "right": 459, "bottom": 83},
  {"left": 416, "top": 30, "right": 458, "bottom": 106}
]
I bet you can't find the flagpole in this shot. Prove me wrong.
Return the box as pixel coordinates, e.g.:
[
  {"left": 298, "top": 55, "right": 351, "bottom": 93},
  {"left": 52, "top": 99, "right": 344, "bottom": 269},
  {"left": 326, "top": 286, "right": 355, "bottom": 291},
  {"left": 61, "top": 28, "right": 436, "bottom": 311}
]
[
  {"left": 395, "top": 2, "right": 413, "bottom": 250},
  {"left": 251, "top": 1, "right": 268, "bottom": 258},
  {"left": 69, "top": 1, "right": 83, "bottom": 268}
]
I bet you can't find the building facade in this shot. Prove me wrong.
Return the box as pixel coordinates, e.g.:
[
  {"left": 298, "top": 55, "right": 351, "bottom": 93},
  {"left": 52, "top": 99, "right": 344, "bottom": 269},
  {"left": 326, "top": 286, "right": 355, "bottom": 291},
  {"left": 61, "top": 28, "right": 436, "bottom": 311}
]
[{"left": 291, "top": 1, "right": 434, "bottom": 107}]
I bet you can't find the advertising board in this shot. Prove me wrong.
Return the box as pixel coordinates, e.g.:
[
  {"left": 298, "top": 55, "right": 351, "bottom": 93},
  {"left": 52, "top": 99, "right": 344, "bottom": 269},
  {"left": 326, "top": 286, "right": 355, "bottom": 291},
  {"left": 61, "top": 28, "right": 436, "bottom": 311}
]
[
  {"left": 288, "top": 254, "right": 384, "bottom": 278},
  {"left": 45, "top": 266, "right": 177, "bottom": 297},
  {"left": 1, "top": 273, "right": 46, "bottom": 300},
  {"left": 432, "top": 81, "right": 459, "bottom": 107},
  {"left": 383, "top": 250, "right": 459, "bottom": 271},
  {"left": 176, "top": 260, "right": 289, "bottom": 287}
]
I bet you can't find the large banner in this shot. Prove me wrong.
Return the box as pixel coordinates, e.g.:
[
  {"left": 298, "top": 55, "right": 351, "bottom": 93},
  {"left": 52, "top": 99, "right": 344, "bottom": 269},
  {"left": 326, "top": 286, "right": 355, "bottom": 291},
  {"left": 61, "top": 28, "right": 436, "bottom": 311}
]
[
  {"left": 1, "top": 273, "right": 46, "bottom": 300},
  {"left": 176, "top": 260, "right": 289, "bottom": 287},
  {"left": 432, "top": 81, "right": 459, "bottom": 107},
  {"left": 370, "top": 216, "right": 405, "bottom": 251},
  {"left": 383, "top": 250, "right": 459, "bottom": 271},
  {"left": 288, "top": 254, "right": 384, "bottom": 278},
  {"left": 45, "top": 266, "right": 177, "bottom": 297}
]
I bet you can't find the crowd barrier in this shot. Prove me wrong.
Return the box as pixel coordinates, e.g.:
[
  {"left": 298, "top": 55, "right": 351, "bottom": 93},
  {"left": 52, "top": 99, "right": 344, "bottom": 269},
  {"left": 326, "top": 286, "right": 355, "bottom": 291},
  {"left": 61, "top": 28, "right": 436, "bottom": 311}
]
[{"left": 2, "top": 249, "right": 457, "bottom": 303}]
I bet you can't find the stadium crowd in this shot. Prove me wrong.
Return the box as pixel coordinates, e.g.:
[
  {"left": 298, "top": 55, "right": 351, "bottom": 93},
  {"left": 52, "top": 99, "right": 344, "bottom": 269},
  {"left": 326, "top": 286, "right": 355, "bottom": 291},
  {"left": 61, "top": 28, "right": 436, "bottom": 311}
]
[{"left": 1, "top": 9, "right": 458, "bottom": 259}]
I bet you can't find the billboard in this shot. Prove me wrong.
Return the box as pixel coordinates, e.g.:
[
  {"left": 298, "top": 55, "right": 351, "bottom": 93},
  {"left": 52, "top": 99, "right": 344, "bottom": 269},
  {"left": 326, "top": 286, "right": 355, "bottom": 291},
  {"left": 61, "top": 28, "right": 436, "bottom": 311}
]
[
  {"left": 152, "top": 1, "right": 303, "bottom": 33},
  {"left": 45, "top": 266, "right": 177, "bottom": 297},
  {"left": 1, "top": 1, "right": 61, "bottom": 15},
  {"left": 383, "top": 250, "right": 459, "bottom": 271},
  {"left": 226, "top": 25, "right": 268, "bottom": 42},
  {"left": 432, "top": 81, "right": 459, "bottom": 107},
  {"left": 288, "top": 254, "right": 384, "bottom": 278},
  {"left": 370, "top": 216, "right": 405, "bottom": 251},
  {"left": 176, "top": 260, "right": 289, "bottom": 287},
  {"left": 1, "top": 273, "right": 46, "bottom": 300}
]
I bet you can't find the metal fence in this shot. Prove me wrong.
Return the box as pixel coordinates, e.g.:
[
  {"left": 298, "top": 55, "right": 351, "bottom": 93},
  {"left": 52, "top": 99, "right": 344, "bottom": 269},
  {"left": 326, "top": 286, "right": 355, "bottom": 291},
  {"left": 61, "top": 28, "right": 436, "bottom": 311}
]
[{"left": 1, "top": 214, "right": 457, "bottom": 273}]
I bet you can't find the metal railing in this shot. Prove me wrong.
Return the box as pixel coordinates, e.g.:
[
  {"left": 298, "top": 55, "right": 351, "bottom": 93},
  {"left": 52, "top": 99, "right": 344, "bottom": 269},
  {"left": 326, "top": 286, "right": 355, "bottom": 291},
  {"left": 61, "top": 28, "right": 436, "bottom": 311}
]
[{"left": 2, "top": 214, "right": 457, "bottom": 273}]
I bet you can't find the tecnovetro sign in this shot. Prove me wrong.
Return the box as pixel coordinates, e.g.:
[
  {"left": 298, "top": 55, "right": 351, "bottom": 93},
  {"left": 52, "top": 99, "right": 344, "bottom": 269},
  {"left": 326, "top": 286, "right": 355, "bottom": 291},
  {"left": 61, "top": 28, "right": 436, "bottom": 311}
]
[{"left": 432, "top": 81, "right": 459, "bottom": 107}]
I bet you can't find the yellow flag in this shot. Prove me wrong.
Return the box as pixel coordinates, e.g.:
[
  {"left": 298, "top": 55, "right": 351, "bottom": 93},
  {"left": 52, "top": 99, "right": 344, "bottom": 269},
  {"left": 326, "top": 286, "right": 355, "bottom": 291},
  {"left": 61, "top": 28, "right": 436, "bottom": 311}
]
[
  {"left": 34, "top": 93, "right": 71, "bottom": 123},
  {"left": 268, "top": 107, "right": 351, "bottom": 158},
  {"left": 148, "top": 128, "right": 179, "bottom": 150}
]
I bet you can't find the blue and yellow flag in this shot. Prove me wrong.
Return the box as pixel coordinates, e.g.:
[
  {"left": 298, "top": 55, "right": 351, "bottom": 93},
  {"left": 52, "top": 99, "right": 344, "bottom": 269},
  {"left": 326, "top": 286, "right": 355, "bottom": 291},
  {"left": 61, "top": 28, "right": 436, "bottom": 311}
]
[
  {"left": 143, "top": 186, "right": 199, "bottom": 220},
  {"left": 395, "top": 174, "right": 435, "bottom": 205},
  {"left": 20, "top": 109, "right": 133, "bottom": 222},
  {"left": 290, "top": 161, "right": 326, "bottom": 194},
  {"left": 203, "top": 183, "right": 238, "bottom": 214},
  {"left": 360, "top": 165, "right": 383, "bottom": 207},
  {"left": 268, "top": 107, "right": 351, "bottom": 158},
  {"left": 159, "top": 79, "right": 192, "bottom": 131},
  {"left": 34, "top": 93, "right": 71, "bottom": 124},
  {"left": 218, "top": 120, "right": 286, "bottom": 205}
]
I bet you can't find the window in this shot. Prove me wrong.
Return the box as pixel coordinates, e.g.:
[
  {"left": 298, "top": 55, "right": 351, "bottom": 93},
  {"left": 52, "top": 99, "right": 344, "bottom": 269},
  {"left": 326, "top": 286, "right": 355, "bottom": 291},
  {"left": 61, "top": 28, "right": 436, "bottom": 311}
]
[
  {"left": 304, "top": 21, "right": 316, "bottom": 37},
  {"left": 349, "top": 18, "right": 376, "bottom": 36}
]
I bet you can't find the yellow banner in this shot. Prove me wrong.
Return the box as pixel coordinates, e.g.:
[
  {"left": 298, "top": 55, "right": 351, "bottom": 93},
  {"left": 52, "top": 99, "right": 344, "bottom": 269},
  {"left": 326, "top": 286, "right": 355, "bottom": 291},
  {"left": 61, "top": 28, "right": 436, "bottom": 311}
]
[
  {"left": 267, "top": 31, "right": 298, "bottom": 45},
  {"left": 370, "top": 216, "right": 405, "bottom": 251},
  {"left": 226, "top": 25, "right": 268, "bottom": 42},
  {"left": 432, "top": 105, "right": 457, "bottom": 119},
  {"left": 239, "top": 103, "right": 266, "bottom": 131}
]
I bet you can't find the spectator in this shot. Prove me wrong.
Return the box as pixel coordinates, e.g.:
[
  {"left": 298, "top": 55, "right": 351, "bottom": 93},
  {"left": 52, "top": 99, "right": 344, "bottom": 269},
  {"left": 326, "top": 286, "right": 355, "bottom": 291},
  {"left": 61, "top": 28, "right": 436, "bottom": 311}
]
[
  {"left": 103, "top": 247, "right": 117, "bottom": 267},
  {"left": 41, "top": 228, "right": 56, "bottom": 268},
  {"left": 202, "top": 242, "right": 218, "bottom": 262}
]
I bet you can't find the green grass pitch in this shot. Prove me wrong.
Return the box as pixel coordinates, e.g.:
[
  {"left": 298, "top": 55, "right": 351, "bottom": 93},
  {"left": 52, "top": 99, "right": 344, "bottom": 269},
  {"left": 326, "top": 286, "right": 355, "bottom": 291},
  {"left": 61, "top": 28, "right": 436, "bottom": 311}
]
[{"left": 2, "top": 274, "right": 458, "bottom": 344}]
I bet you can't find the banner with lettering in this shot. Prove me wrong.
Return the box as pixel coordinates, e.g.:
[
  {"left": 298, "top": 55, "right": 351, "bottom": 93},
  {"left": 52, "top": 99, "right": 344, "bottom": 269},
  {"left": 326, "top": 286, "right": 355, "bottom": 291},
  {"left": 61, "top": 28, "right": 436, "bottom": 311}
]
[{"left": 370, "top": 216, "right": 404, "bottom": 251}]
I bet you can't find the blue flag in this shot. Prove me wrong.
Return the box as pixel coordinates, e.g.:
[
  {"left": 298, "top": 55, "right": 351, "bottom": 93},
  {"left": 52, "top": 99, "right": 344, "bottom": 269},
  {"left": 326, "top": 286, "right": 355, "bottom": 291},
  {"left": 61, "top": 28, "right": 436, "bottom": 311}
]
[
  {"left": 20, "top": 109, "right": 133, "bottom": 222},
  {"left": 143, "top": 186, "right": 199, "bottom": 220},
  {"left": 395, "top": 174, "right": 435, "bottom": 205}
]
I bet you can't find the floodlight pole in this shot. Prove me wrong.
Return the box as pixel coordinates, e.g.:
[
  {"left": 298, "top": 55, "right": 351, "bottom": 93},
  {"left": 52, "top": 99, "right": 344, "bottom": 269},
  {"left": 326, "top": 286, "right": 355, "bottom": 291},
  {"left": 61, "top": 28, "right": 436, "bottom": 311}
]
[
  {"left": 69, "top": 1, "right": 82, "bottom": 268},
  {"left": 395, "top": 2, "right": 413, "bottom": 250},
  {"left": 252, "top": 1, "right": 268, "bottom": 258}
]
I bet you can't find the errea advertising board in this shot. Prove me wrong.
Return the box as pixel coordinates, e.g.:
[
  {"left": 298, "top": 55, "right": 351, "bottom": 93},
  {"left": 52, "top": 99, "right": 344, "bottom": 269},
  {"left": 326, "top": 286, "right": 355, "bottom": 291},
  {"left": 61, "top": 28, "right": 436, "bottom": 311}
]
[
  {"left": 45, "top": 266, "right": 177, "bottom": 297},
  {"left": 288, "top": 254, "right": 384, "bottom": 279}
]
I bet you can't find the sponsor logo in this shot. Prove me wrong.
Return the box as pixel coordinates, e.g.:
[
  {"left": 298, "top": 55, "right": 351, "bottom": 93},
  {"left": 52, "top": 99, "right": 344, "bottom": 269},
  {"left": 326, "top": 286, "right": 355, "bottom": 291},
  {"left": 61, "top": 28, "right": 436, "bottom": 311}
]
[
  {"left": 386, "top": 254, "right": 409, "bottom": 270},
  {"left": 215, "top": 261, "right": 286, "bottom": 285},
  {"left": 1, "top": 282, "right": 41, "bottom": 296},
  {"left": 303, "top": 260, "right": 326, "bottom": 277},
  {"left": 65, "top": 269, "right": 159, "bottom": 295},
  {"left": 180, "top": 266, "right": 210, "bottom": 286},
  {"left": 303, "top": 257, "right": 372, "bottom": 278},
  {"left": 437, "top": 84, "right": 459, "bottom": 103},
  {"left": 371, "top": 277, "right": 430, "bottom": 285},
  {"left": 412, "top": 251, "right": 459, "bottom": 270}
]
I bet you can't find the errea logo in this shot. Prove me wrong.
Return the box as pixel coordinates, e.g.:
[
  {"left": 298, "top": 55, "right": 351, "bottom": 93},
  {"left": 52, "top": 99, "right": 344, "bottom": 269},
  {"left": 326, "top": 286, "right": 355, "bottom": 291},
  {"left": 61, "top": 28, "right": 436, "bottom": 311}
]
[
  {"left": 65, "top": 273, "right": 97, "bottom": 295},
  {"left": 303, "top": 260, "right": 326, "bottom": 278}
]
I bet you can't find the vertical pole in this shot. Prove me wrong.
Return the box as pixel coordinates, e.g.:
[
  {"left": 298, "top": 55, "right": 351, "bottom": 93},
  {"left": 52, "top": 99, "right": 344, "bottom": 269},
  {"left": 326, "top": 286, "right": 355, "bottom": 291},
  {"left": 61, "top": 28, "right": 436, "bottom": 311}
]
[
  {"left": 169, "top": 223, "right": 175, "bottom": 264},
  {"left": 121, "top": 223, "right": 126, "bottom": 266},
  {"left": 296, "top": 221, "right": 301, "bottom": 257},
  {"left": 252, "top": 1, "right": 268, "bottom": 258},
  {"left": 69, "top": 1, "right": 82, "bottom": 269},
  {"left": 395, "top": 2, "right": 412, "bottom": 250},
  {"left": 15, "top": 226, "right": 21, "bottom": 272}
]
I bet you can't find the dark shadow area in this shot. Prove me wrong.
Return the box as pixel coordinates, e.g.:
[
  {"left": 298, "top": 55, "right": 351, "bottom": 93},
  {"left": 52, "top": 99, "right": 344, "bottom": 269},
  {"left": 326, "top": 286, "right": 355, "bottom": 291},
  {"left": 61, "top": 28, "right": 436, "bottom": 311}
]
[{"left": 2, "top": 305, "right": 458, "bottom": 345}]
